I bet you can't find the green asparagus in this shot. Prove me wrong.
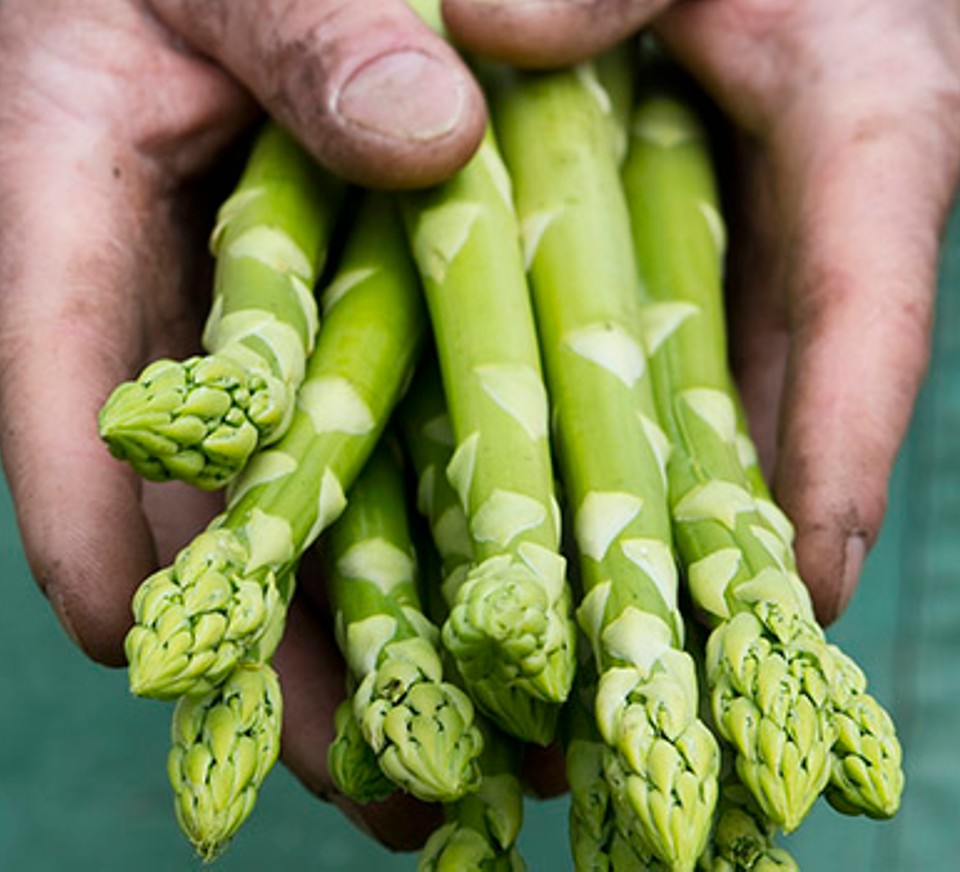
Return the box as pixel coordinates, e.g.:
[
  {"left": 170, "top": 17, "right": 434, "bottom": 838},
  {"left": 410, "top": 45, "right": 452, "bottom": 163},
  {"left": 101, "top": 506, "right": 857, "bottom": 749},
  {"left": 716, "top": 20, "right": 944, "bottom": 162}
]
[
  {"left": 401, "top": 358, "right": 561, "bottom": 745},
  {"left": 324, "top": 443, "right": 484, "bottom": 803},
  {"left": 167, "top": 660, "right": 282, "bottom": 861},
  {"left": 732, "top": 395, "right": 904, "bottom": 819},
  {"left": 401, "top": 128, "right": 577, "bottom": 722},
  {"left": 492, "top": 59, "right": 719, "bottom": 870},
  {"left": 125, "top": 193, "right": 426, "bottom": 699},
  {"left": 395, "top": 370, "right": 531, "bottom": 869},
  {"left": 327, "top": 697, "right": 397, "bottom": 804},
  {"left": 99, "top": 122, "right": 343, "bottom": 489},
  {"left": 418, "top": 721, "right": 526, "bottom": 872},
  {"left": 621, "top": 56, "right": 903, "bottom": 832}
]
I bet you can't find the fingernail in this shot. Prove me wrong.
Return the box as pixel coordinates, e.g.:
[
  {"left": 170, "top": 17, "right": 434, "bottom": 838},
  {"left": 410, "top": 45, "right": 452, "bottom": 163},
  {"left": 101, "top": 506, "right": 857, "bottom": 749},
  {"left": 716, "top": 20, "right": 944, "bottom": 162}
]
[
  {"left": 47, "top": 582, "right": 84, "bottom": 649},
  {"left": 841, "top": 534, "right": 866, "bottom": 609},
  {"left": 336, "top": 51, "right": 466, "bottom": 142}
]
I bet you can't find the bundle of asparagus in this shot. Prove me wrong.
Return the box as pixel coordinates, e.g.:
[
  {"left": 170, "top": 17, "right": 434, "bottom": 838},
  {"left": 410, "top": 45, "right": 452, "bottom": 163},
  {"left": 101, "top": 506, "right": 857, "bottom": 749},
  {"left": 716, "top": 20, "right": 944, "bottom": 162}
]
[{"left": 100, "top": 13, "right": 903, "bottom": 869}]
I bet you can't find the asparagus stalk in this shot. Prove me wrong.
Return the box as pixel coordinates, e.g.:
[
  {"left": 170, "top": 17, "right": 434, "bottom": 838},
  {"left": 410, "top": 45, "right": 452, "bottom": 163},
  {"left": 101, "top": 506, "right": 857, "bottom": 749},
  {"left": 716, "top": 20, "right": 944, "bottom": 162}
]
[
  {"left": 167, "top": 660, "right": 282, "bottom": 861},
  {"left": 324, "top": 442, "right": 484, "bottom": 803},
  {"left": 401, "top": 358, "right": 561, "bottom": 745},
  {"left": 622, "top": 58, "right": 883, "bottom": 831},
  {"left": 491, "top": 59, "right": 719, "bottom": 871},
  {"left": 418, "top": 721, "right": 527, "bottom": 872},
  {"left": 564, "top": 647, "right": 650, "bottom": 872},
  {"left": 400, "top": 364, "right": 530, "bottom": 868},
  {"left": 327, "top": 697, "right": 397, "bottom": 804},
  {"left": 99, "top": 122, "right": 343, "bottom": 489},
  {"left": 125, "top": 193, "right": 426, "bottom": 699},
  {"left": 696, "top": 773, "right": 798, "bottom": 872},
  {"left": 400, "top": 129, "right": 577, "bottom": 717},
  {"left": 731, "top": 398, "right": 904, "bottom": 819}
]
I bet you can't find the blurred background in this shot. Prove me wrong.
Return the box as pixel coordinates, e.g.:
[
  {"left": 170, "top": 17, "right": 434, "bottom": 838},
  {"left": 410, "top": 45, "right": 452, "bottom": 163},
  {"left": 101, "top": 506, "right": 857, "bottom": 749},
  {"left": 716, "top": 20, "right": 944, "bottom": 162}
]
[{"left": 2, "top": 214, "right": 958, "bottom": 872}]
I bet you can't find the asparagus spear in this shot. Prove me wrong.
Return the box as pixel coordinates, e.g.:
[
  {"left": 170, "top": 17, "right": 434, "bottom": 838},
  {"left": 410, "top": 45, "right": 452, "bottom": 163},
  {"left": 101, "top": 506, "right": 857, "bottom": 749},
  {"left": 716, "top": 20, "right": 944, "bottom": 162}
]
[
  {"left": 565, "top": 646, "right": 652, "bottom": 872},
  {"left": 696, "top": 773, "right": 798, "bottom": 872},
  {"left": 621, "top": 57, "right": 902, "bottom": 832},
  {"left": 167, "top": 659, "right": 282, "bottom": 861},
  {"left": 401, "top": 358, "right": 561, "bottom": 745},
  {"left": 400, "top": 363, "right": 530, "bottom": 869},
  {"left": 731, "top": 398, "right": 904, "bottom": 819},
  {"left": 99, "top": 122, "right": 343, "bottom": 489},
  {"left": 327, "top": 697, "right": 397, "bottom": 804},
  {"left": 417, "top": 721, "right": 527, "bottom": 872},
  {"left": 491, "top": 59, "right": 719, "bottom": 871},
  {"left": 400, "top": 129, "right": 577, "bottom": 719},
  {"left": 324, "top": 442, "right": 483, "bottom": 803},
  {"left": 125, "top": 193, "right": 426, "bottom": 699}
]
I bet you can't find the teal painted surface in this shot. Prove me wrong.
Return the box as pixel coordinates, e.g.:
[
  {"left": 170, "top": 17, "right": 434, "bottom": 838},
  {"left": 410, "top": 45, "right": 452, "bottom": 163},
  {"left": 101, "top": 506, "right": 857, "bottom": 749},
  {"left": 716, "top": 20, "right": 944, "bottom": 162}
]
[{"left": 3, "top": 208, "right": 960, "bottom": 870}]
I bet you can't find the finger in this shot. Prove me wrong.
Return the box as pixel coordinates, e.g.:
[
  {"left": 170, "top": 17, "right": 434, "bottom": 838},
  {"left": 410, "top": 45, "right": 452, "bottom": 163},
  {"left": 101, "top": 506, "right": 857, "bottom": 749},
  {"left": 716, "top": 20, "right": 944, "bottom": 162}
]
[
  {"left": 0, "top": 0, "right": 256, "bottom": 664},
  {"left": 520, "top": 741, "right": 568, "bottom": 798},
  {"left": 442, "top": 0, "right": 676, "bottom": 68},
  {"left": 769, "top": 105, "right": 960, "bottom": 625},
  {"left": 723, "top": 137, "right": 791, "bottom": 479},
  {"left": 0, "top": 139, "right": 221, "bottom": 664},
  {"left": 148, "top": 0, "right": 488, "bottom": 189},
  {"left": 273, "top": 597, "right": 442, "bottom": 851}
]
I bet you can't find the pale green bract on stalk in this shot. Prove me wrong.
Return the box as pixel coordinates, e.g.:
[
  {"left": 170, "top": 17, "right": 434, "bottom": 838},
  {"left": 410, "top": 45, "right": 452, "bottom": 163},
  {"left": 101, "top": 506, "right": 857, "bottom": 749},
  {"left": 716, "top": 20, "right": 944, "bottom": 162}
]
[
  {"left": 99, "top": 122, "right": 343, "bottom": 490},
  {"left": 167, "top": 660, "right": 282, "bottom": 861}
]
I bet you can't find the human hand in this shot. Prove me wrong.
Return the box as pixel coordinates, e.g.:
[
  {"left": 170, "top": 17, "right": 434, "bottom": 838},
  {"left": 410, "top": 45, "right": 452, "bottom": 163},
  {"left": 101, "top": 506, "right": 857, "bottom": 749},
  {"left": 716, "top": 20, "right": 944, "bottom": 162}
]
[
  {"left": 442, "top": 0, "right": 960, "bottom": 625},
  {"left": 0, "top": 0, "right": 489, "bottom": 847},
  {"left": 3, "top": 0, "right": 956, "bottom": 853}
]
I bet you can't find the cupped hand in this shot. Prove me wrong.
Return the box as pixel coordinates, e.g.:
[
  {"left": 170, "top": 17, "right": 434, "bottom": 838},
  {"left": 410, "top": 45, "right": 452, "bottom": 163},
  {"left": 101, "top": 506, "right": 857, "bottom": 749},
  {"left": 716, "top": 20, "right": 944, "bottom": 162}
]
[
  {"left": 4, "top": 0, "right": 960, "bottom": 852},
  {"left": 0, "top": 0, "right": 485, "bottom": 847},
  {"left": 443, "top": 0, "right": 960, "bottom": 624}
]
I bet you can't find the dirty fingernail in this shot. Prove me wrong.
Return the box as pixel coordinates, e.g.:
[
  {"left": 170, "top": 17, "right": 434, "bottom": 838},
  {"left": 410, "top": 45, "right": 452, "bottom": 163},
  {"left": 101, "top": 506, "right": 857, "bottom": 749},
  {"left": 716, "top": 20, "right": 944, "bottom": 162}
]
[
  {"left": 841, "top": 534, "right": 866, "bottom": 609},
  {"left": 336, "top": 51, "right": 466, "bottom": 142}
]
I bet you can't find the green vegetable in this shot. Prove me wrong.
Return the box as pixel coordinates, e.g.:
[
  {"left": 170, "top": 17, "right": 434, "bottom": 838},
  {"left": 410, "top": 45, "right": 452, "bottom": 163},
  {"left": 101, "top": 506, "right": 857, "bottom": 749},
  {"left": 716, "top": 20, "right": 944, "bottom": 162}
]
[
  {"left": 400, "top": 363, "right": 530, "bottom": 869},
  {"left": 731, "top": 394, "right": 904, "bottom": 820},
  {"left": 492, "top": 58, "right": 719, "bottom": 870},
  {"left": 125, "top": 193, "right": 426, "bottom": 699},
  {"left": 167, "top": 660, "right": 282, "bottom": 861},
  {"left": 327, "top": 698, "right": 397, "bottom": 804},
  {"left": 564, "top": 651, "right": 625, "bottom": 871},
  {"left": 325, "top": 443, "right": 484, "bottom": 803},
  {"left": 401, "top": 358, "right": 561, "bottom": 745},
  {"left": 696, "top": 762, "right": 798, "bottom": 872},
  {"left": 418, "top": 721, "right": 526, "bottom": 872},
  {"left": 401, "top": 129, "right": 577, "bottom": 723},
  {"left": 622, "top": 57, "right": 857, "bottom": 832},
  {"left": 99, "top": 122, "right": 343, "bottom": 489}
]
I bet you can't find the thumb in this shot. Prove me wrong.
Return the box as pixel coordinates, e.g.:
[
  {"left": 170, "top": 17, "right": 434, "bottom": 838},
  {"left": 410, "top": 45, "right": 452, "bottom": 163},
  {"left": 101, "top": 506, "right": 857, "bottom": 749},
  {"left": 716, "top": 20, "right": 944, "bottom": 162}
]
[
  {"left": 770, "top": 103, "right": 960, "bottom": 625},
  {"left": 147, "top": 0, "right": 486, "bottom": 188}
]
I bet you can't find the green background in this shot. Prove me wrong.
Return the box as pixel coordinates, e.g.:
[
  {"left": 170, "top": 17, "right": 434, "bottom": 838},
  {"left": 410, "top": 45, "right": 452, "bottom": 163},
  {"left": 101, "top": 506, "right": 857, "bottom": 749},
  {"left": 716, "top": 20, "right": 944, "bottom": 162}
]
[{"left": 3, "top": 211, "right": 960, "bottom": 871}]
